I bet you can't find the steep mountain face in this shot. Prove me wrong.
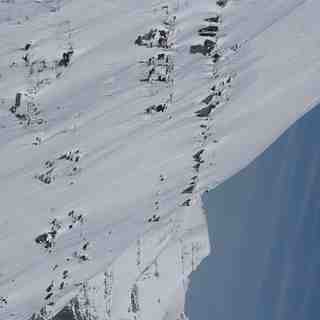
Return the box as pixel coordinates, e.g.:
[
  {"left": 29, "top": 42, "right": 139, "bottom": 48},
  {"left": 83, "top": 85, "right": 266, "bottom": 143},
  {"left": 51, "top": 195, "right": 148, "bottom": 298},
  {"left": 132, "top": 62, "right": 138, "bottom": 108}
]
[
  {"left": 186, "top": 103, "right": 320, "bottom": 320},
  {"left": 0, "top": 1, "right": 319, "bottom": 320}
]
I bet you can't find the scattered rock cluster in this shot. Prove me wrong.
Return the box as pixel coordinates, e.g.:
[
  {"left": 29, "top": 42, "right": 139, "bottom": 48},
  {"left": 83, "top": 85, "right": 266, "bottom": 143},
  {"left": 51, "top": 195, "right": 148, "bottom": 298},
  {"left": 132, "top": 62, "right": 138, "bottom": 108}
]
[
  {"left": 181, "top": 1, "right": 239, "bottom": 202},
  {"left": 0, "top": 297, "right": 8, "bottom": 308},
  {"left": 9, "top": 92, "right": 45, "bottom": 127},
  {"left": 135, "top": 7, "right": 176, "bottom": 116},
  {"left": 216, "top": 0, "right": 229, "bottom": 8},
  {"left": 4, "top": 23, "right": 75, "bottom": 130},
  {"left": 34, "top": 209, "right": 85, "bottom": 252},
  {"left": 35, "top": 149, "right": 82, "bottom": 185}
]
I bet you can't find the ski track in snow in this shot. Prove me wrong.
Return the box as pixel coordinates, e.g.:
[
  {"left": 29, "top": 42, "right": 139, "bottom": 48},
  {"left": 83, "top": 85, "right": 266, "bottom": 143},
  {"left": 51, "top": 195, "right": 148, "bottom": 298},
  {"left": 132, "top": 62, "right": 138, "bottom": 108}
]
[{"left": 0, "top": 0, "right": 319, "bottom": 319}]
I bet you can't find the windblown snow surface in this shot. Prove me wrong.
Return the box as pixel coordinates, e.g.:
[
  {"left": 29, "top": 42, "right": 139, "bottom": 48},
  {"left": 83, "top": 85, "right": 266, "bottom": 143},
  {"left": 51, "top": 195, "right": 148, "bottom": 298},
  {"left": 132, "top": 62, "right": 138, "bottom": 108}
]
[{"left": 0, "top": 1, "right": 319, "bottom": 320}]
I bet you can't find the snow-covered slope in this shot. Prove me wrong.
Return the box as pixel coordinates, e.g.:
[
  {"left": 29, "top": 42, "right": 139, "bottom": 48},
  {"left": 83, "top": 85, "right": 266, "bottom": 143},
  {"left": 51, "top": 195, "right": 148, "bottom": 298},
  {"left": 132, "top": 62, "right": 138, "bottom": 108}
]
[{"left": 0, "top": 1, "right": 319, "bottom": 319}]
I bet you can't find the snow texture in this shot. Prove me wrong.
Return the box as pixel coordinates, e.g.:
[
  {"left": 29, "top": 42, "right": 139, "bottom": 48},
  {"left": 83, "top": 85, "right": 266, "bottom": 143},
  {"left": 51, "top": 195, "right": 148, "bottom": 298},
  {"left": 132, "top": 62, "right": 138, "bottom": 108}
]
[{"left": 0, "top": 0, "right": 319, "bottom": 319}]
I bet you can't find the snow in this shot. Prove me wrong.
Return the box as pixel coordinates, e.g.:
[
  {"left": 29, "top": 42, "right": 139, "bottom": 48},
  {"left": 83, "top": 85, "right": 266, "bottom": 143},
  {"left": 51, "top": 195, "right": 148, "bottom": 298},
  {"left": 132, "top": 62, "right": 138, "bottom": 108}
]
[{"left": 0, "top": 0, "right": 319, "bottom": 319}]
